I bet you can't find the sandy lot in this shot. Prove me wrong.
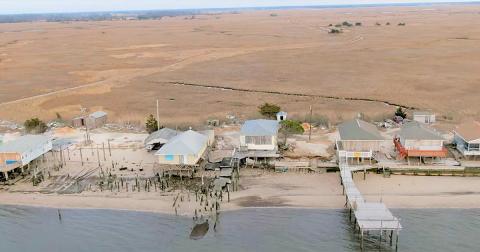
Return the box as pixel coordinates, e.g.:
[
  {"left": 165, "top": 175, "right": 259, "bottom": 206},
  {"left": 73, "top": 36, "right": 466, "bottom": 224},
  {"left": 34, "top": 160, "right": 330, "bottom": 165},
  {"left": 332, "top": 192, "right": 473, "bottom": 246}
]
[{"left": 1, "top": 4, "right": 480, "bottom": 126}]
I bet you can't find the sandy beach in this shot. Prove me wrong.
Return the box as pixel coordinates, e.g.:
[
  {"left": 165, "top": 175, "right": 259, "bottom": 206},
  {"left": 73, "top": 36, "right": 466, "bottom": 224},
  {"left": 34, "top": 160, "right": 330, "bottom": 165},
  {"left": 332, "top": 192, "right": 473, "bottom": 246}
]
[{"left": 2, "top": 171, "right": 480, "bottom": 215}]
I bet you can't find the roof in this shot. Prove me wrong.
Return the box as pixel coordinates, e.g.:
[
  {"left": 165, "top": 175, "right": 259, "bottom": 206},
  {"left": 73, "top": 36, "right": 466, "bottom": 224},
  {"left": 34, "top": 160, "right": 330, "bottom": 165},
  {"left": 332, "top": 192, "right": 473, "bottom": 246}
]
[
  {"left": 276, "top": 111, "right": 288, "bottom": 116},
  {"left": 155, "top": 130, "right": 208, "bottom": 156},
  {"left": 399, "top": 121, "right": 444, "bottom": 141},
  {"left": 413, "top": 111, "right": 434, "bottom": 116},
  {"left": 338, "top": 119, "right": 384, "bottom": 141},
  {"left": 240, "top": 119, "right": 279, "bottom": 136},
  {"left": 0, "top": 135, "right": 51, "bottom": 154},
  {"left": 144, "top": 128, "right": 179, "bottom": 145},
  {"left": 454, "top": 121, "right": 480, "bottom": 142},
  {"left": 89, "top": 111, "right": 107, "bottom": 119}
]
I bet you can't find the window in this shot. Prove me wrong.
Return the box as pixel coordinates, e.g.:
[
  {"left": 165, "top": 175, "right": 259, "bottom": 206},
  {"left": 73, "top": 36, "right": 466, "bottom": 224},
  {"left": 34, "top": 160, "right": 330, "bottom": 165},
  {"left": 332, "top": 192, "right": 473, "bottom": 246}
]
[
  {"left": 245, "top": 136, "right": 272, "bottom": 145},
  {"left": 468, "top": 143, "right": 480, "bottom": 151},
  {"left": 165, "top": 155, "right": 174, "bottom": 161}
]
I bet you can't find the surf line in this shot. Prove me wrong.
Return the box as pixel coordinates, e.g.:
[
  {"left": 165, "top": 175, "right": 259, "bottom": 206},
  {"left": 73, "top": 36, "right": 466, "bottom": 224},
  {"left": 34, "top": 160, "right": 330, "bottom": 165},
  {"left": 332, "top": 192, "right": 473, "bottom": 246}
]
[{"left": 155, "top": 81, "right": 417, "bottom": 110}]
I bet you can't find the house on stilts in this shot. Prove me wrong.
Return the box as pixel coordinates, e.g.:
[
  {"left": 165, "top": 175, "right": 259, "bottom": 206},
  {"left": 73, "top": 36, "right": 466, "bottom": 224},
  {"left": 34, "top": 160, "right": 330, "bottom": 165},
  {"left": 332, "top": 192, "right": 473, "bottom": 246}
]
[
  {"left": 453, "top": 120, "right": 480, "bottom": 160},
  {"left": 394, "top": 121, "right": 447, "bottom": 165},
  {"left": 336, "top": 119, "right": 385, "bottom": 164}
]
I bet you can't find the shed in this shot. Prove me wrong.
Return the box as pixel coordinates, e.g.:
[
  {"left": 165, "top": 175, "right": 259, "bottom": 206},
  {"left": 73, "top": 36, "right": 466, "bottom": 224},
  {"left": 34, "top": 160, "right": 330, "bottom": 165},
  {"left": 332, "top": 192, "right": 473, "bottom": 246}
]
[
  {"left": 71, "top": 111, "right": 108, "bottom": 129},
  {"left": 276, "top": 111, "right": 288, "bottom": 121},
  {"left": 453, "top": 121, "right": 480, "bottom": 157},
  {"left": 155, "top": 130, "right": 208, "bottom": 165},
  {"left": 144, "top": 128, "right": 179, "bottom": 151},
  {"left": 240, "top": 119, "right": 279, "bottom": 151},
  {"left": 413, "top": 111, "right": 435, "bottom": 124}
]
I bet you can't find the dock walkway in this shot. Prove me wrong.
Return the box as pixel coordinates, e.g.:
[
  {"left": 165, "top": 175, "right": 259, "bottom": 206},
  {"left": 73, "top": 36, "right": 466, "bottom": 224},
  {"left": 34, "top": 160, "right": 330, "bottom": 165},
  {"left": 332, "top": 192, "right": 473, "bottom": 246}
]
[{"left": 339, "top": 159, "right": 402, "bottom": 250}]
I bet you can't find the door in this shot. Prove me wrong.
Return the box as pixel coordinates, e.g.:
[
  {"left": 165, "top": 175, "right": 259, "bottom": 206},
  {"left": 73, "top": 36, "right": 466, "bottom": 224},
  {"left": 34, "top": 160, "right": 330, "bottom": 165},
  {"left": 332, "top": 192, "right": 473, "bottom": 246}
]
[{"left": 182, "top": 155, "right": 188, "bottom": 165}]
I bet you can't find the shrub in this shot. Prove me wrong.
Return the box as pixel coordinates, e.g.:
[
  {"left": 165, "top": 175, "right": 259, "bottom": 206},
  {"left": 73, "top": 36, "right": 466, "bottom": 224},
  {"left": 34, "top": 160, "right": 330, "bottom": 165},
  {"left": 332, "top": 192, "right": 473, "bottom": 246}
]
[
  {"left": 24, "top": 118, "right": 47, "bottom": 134},
  {"left": 355, "top": 22, "right": 362, "bottom": 26},
  {"left": 329, "top": 28, "right": 342, "bottom": 34},
  {"left": 342, "top": 21, "right": 353, "bottom": 27},
  {"left": 145, "top": 114, "right": 160, "bottom": 133},
  {"left": 258, "top": 103, "right": 281, "bottom": 119},
  {"left": 280, "top": 120, "right": 305, "bottom": 144},
  {"left": 398, "top": 22, "right": 406, "bottom": 26},
  {"left": 395, "top": 107, "right": 407, "bottom": 119}
]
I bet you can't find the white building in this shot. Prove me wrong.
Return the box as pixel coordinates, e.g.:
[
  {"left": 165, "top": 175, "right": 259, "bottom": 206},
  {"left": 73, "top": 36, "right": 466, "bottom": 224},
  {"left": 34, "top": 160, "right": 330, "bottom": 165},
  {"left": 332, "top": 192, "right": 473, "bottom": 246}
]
[
  {"left": 0, "top": 135, "right": 52, "bottom": 179},
  {"left": 155, "top": 130, "right": 209, "bottom": 166},
  {"left": 240, "top": 119, "right": 280, "bottom": 151},
  {"left": 413, "top": 111, "right": 436, "bottom": 124}
]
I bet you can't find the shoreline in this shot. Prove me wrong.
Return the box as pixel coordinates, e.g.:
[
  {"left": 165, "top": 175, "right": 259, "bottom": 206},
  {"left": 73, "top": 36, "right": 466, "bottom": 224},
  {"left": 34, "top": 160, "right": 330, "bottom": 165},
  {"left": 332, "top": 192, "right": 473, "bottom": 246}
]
[{"left": 1, "top": 173, "right": 480, "bottom": 215}]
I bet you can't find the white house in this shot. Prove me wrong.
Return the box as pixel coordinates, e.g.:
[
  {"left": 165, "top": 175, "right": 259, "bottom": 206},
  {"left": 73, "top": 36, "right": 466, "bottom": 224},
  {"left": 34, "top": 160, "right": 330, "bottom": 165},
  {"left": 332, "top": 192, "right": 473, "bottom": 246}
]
[
  {"left": 155, "top": 130, "right": 209, "bottom": 166},
  {"left": 0, "top": 135, "right": 52, "bottom": 179},
  {"left": 413, "top": 111, "right": 436, "bottom": 124},
  {"left": 240, "top": 119, "right": 280, "bottom": 151},
  {"left": 453, "top": 121, "right": 480, "bottom": 158}
]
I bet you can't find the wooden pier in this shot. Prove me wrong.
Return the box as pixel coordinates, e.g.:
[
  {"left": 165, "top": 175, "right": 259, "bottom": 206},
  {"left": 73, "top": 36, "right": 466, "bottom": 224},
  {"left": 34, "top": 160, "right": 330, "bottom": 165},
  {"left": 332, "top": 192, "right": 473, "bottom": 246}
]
[{"left": 340, "top": 159, "right": 402, "bottom": 250}]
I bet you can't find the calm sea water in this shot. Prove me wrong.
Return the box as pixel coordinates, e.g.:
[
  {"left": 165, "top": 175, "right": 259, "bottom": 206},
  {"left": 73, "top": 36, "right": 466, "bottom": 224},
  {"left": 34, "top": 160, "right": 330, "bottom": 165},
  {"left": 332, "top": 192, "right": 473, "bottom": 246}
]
[{"left": 0, "top": 206, "right": 479, "bottom": 252}]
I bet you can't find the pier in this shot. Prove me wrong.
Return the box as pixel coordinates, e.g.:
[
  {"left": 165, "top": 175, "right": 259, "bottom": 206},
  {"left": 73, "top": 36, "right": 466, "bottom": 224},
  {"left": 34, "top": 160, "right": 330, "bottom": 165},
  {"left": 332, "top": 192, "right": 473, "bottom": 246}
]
[{"left": 339, "top": 158, "right": 402, "bottom": 250}]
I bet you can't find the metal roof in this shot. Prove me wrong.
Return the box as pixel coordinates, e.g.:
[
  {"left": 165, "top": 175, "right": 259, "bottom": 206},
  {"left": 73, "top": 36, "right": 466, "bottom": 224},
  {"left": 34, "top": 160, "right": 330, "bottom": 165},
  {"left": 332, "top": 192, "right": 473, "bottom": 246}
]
[
  {"left": 155, "top": 130, "right": 208, "bottom": 156},
  {"left": 0, "top": 135, "right": 51, "bottom": 154},
  {"left": 89, "top": 111, "right": 107, "bottom": 119},
  {"left": 413, "top": 111, "right": 434, "bottom": 116},
  {"left": 454, "top": 121, "right": 480, "bottom": 142},
  {"left": 399, "top": 121, "right": 444, "bottom": 140},
  {"left": 144, "top": 128, "right": 179, "bottom": 145},
  {"left": 338, "top": 119, "right": 384, "bottom": 141},
  {"left": 240, "top": 119, "right": 279, "bottom": 136}
]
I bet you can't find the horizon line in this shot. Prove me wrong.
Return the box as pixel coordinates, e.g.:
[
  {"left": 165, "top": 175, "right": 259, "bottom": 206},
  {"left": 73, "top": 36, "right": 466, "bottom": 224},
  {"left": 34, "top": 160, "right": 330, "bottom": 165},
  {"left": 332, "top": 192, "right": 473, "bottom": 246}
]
[{"left": 1, "top": 1, "right": 480, "bottom": 16}]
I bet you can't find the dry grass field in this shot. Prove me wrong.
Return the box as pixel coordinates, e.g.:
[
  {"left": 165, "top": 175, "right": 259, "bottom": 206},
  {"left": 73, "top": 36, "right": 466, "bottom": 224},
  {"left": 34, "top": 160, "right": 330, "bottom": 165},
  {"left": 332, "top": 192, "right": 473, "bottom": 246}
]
[{"left": 1, "top": 4, "right": 479, "bottom": 127}]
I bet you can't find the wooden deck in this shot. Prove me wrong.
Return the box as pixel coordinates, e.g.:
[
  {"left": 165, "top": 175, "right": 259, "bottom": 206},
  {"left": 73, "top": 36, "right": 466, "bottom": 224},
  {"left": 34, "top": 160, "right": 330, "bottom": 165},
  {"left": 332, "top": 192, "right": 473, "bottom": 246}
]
[{"left": 339, "top": 158, "right": 401, "bottom": 250}]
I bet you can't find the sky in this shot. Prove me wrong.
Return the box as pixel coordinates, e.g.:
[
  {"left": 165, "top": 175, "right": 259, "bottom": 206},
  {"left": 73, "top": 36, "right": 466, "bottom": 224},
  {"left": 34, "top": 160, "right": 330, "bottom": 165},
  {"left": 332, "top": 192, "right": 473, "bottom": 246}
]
[{"left": 0, "top": 0, "right": 474, "bottom": 15}]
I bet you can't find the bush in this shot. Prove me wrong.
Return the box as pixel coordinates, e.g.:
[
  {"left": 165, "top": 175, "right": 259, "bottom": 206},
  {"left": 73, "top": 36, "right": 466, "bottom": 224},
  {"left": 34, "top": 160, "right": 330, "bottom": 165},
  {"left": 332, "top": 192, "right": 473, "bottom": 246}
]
[
  {"left": 386, "top": 22, "right": 391, "bottom": 26},
  {"left": 258, "top": 103, "right": 281, "bottom": 119},
  {"left": 311, "top": 114, "right": 330, "bottom": 128},
  {"left": 395, "top": 107, "right": 407, "bottom": 119},
  {"left": 145, "top": 114, "right": 160, "bottom": 133},
  {"left": 24, "top": 118, "right": 47, "bottom": 134},
  {"left": 329, "top": 28, "right": 342, "bottom": 34},
  {"left": 342, "top": 21, "right": 353, "bottom": 27},
  {"left": 398, "top": 22, "right": 406, "bottom": 26},
  {"left": 280, "top": 120, "right": 305, "bottom": 144},
  {"left": 355, "top": 22, "right": 362, "bottom": 26}
]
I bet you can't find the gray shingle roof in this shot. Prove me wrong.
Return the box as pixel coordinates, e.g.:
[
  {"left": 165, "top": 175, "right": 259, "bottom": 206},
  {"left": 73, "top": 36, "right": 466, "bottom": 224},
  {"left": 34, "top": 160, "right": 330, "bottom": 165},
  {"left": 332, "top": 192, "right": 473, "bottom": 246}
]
[
  {"left": 155, "top": 130, "right": 208, "bottom": 156},
  {"left": 89, "top": 111, "right": 107, "bottom": 118},
  {"left": 338, "top": 119, "right": 384, "bottom": 141},
  {"left": 144, "top": 128, "right": 179, "bottom": 145},
  {"left": 399, "top": 121, "right": 444, "bottom": 140},
  {"left": 240, "top": 119, "right": 279, "bottom": 136},
  {"left": 0, "top": 135, "right": 51, "bottom": 154}
]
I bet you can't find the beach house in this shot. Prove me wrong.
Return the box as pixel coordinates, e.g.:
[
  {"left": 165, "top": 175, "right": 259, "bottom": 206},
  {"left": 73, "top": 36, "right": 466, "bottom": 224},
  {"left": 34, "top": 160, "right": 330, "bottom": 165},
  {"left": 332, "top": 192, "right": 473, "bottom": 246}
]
[
  {"left": 155, "top": 130, "right": 209, "bottom": 166},
  {"left": 336, "top": 119, "right": 385, "bottom": 163},
  {"left": 0, "top": 135, "right": 52, "bottom": 180},
  {"left": 240, "top": 119, "right": 280, "bottom": 151},
  {"left": 453, "top": 121, "right": 480, "bottom": 159},
  {"left": 394, "top": 121, "right": 447, "bottom": 164}
]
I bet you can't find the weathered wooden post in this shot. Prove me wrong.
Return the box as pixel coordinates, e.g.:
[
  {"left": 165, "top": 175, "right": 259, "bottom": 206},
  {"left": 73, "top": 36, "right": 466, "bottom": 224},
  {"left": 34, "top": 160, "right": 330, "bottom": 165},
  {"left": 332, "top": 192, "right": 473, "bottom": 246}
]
[{"left": 79, "top": 148, "right": 84, "bottom": 166}]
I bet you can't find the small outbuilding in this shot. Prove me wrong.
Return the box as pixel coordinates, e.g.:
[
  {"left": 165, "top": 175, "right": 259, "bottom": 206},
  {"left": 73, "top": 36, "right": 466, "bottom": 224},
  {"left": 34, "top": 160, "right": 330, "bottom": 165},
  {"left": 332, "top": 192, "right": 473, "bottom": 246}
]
[
  {"left": 0, "top": 135, "right": 52, "bottom": 179},
  {"left": 155, "top": 130, "right": 209, "bottom": 166},
  {"left": 413, "top": 111, "right": 435, "bottom": 124},
  {"left": 336, "top": 119, "right": 385, "bottom": 163},
  {"left": 240, "top": 119, "right": 280, "bottom": 151},
  {"left": 72, "top": 111, "right": 108, "bottom": 129},
  {"left": 276, "top": 111, "right": 288, "bottom": 121},
  {"left": 453, "top": 121, "right": 480, "bottom": 158},
  {"left": 394, "top": 122, "right": 446, "bottom": 163}
]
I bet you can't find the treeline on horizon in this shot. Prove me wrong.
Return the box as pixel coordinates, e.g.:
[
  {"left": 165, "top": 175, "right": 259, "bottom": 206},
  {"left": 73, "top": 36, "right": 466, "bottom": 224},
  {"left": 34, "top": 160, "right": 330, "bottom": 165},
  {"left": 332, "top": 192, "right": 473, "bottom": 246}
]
[{"left": 0, "top": 2, "right": 477, "bottom": 23}]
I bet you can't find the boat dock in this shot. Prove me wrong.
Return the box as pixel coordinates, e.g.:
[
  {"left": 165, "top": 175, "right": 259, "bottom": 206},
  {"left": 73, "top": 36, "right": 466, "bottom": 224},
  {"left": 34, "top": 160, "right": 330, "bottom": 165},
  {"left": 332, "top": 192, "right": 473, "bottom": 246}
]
[{"left": 339, "top": 160, "right": 402, "bottom": 250}]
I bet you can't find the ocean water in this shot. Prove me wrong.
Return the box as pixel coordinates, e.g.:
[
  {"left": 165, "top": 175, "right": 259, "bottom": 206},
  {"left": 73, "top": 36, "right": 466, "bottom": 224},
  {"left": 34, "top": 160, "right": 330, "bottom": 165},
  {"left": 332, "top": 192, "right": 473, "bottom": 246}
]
[{"left": 0, "top": 206, "right": 479, "bottom": 252}]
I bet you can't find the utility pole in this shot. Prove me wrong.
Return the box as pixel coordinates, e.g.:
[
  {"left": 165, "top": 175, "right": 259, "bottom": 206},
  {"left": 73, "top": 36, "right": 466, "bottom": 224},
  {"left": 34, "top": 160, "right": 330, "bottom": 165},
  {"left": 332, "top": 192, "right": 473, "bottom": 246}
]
[
  {"left": 156, "top": 99, "right": 160, "bottom": 130},
  {"left": 309, "top": 105, "right": 313, "bottom": 141}
]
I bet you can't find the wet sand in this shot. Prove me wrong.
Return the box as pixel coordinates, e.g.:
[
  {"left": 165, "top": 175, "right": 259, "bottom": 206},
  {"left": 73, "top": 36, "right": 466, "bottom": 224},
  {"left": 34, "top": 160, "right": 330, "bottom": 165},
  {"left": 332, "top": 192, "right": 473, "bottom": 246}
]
[{"left": 1, "top": 172, "right": 480, "bottom": 215}]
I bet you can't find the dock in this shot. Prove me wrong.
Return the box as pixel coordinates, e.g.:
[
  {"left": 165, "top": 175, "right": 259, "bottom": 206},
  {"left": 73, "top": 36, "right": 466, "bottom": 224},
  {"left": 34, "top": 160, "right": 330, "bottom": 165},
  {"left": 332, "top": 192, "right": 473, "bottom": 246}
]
[{"left": 339, "top": 159, "right": 402, "bottom": 250}]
